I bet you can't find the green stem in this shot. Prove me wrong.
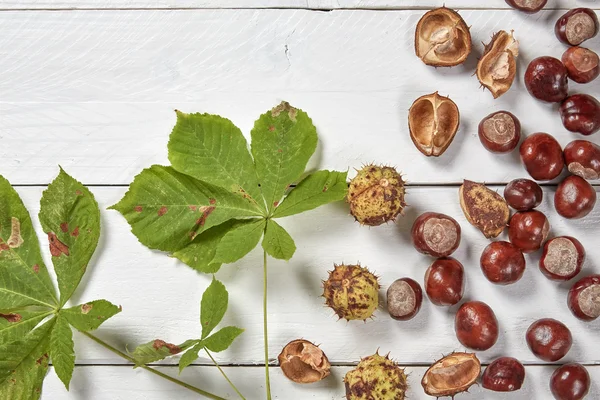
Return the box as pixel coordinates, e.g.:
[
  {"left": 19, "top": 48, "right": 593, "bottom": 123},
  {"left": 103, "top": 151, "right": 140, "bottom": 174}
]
[
  {"left": 204, "top": 348, "right": 246, "bottom": 400},
  {"left": 80, "top": 331, "right": 226, "bottom": 400},
  {"left": 263, "top": 249, "right": 272, "bottom": 400}
]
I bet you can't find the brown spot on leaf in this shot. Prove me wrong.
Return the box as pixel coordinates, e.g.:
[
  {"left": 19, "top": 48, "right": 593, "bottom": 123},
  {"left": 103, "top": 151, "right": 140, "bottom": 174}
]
[
  {"left": 0, "top": 313, "right": 22, "bottom": 323},
  {"left": 36, "top": 354, "right": 48, "bottom": 365},
  {"left": 48, "top": 232, "right": 69, "bottom": 257},
  {"left": 71, "top": 226, "right": 80, "bottom": 237},
  {"left": 278, "top": 149, "right": 283, "bottom": 153},
  {"left": 134, "top": 205, "right": 143, "bottom": 213},
  {"left": 323, "top": 185, "right": 329, "bottom": 192},
  {"left": 209, "top": 198, "right": 216, "bottom": 205},
  {"left": 271, "top": 101, "right": 297, "bottom": 121},
  {"left": 33, "top": 264, "right": 40, "bottom": 273},
  {"left": 75, "top": 190, "right": 83, "bottom": 196},
  {"left": 196, "top": 206, "right": 216, "bottom": 227},
  {"left": 7, "top": 218, "right": 24, "bottom": 249},
  {"left": 273, "top": 201, "right": 279, "bottom": 207},
  {"left": 81, "top": 303, "right": 93, "bottom": 314},
  {"left": 157, "top": 206, "right": 168, "bottom": 216},
  {"left": 0, "top": 241, "right": 9, "bottom": 252},
  {"left": 60, "top": 222, "right": 69, "bottom": 233},
  {"left": 268, "top": 125, "right": 275, "bottom": 132},
  {"left": 152, "top": 339, "right": 181, "bottom": 354},
  {"left": 189, "top": 205, "right": 197, "bottom": 211}
]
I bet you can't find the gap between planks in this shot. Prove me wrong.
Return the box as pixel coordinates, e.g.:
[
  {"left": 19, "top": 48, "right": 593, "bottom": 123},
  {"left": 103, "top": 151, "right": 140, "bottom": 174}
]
[
  {"left": 65, "top": 361, "right": 600, "bottom": 367},
  {"left": 9, "top": 183, "right": 600, "bottom": 188},
  {"left": 0, "top": 7, "right": 599, "bottom": 12}
]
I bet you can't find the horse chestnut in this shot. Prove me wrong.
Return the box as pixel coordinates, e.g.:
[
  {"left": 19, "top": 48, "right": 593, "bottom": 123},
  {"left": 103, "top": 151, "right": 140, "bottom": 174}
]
[
  {"left": 387, "top": 278, "right": 423, "bottom": 321},
  {"left": 508, "top": 210, "right": 550, "bottom": 253},
  {"left": 560, "top": 94, "right": 600, "bottom": 136},
  {"left": 482, "top": 357, "right": 525, "bottom": 392},
  {"left": 455, "top": 301, "right": 499, "bottom": 351},
  {"left": 526, "top": 318, "right": 572, "bottom": 362},
  {"left": 424, "top": 257, "right": 464, "bottom": 306},
  {"left": 411, "top": 212, "right": 461, "bottom": 257},
  {"left": 520, "top": 133, "right": 564, "bottom": 181},
  {"left": 555, "top": 8, "right": 599, "bottom": 46},
  {"left": 480, "top": 241, "right": 526, "bottom": 285},
  {"left": 504, "top": 178, "right": 543, "bottom": 211},
  {"left": 564, "top": 140, "right": 600, "bottom": 180},
  {"left": 568, "top": 275, "right": 600, "bottom": 321},
  {"left": 524, "top": 57, "right": 568, "bottom": 103},
  {"left": 550, "top": 363, "right": 590, "bottom": 400},
  {"left": 540, "top": 237, "right": 585, "bottom": 281},
  {"left": 554, "top": 175, "right": 597, "bottom": 219},
  {"left": 562, "top": 47, "right": 599, "bottom": 84},
  {"left": 505, "top": 0, "right": 546, "bottom": 13},
  {"left": 478, "top": 111, "right": 521, "bottom": 153}
]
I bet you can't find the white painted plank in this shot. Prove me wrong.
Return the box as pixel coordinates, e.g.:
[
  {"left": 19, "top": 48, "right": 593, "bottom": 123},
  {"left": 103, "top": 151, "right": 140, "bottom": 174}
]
[
  {"left": 41, "top": 365, "right": 600, "bottom": 399},
  {"left": 1, "top": 9, "right": 599, "bottom": 185},
  {"left": 0, "top": 0, "right": 594, "bottom": 10},
  {"left": 12, "top": 184, "right": 600, "bottom": 365}
]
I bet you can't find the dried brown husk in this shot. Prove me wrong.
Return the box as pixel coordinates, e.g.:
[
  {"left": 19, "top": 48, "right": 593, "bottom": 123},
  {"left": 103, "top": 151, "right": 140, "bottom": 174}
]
[
  {"left": 415, "top": 8, "right": 472, "bottom": 67},
  {"left": 278, "top": 339, "right": 331, "bottom": 384},
  {"left": 477, "top": 30, "right": 519, "bottom": 98},
  {"left": 408, "top": 92, "right": 460, "bottom": 157},
  {"left": 459, "top": 180, "right": 510, "bottom": 238},
  {"left": 421, "top": 352, "right": 481, "bottom": 397}
]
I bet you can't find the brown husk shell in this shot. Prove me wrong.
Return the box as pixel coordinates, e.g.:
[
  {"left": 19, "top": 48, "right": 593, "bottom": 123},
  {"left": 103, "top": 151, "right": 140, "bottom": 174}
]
[
  {"left": 409, "top": 92, "right": 460, "bottom": 157},
  {"left": 477, "top": 30, "right": 519, "bottom": 98},
  {"left": 278, "top": 339, "right": 331, "bottom": 384},
  {"left": 421, "top": 352, "right": 481, "bottom": 397},
  {"left": 459, "top": 180, "right": 510, "bottom": 238}
]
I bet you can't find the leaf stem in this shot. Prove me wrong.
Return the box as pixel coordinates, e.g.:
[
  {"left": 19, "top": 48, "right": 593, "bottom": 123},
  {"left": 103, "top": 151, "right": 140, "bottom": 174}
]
[
  {"left": 204, "top": 348, "right": 246, "bottom": 400},
  {"left": 80, "top": 331, "right": 226, "bottom": 400},
  {"left": 263, "top": 248, "right": 272, "bottom": 400}
]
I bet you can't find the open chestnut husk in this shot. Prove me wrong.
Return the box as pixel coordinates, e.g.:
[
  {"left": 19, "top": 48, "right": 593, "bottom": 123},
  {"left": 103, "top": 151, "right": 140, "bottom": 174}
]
[
  {"left": 411, "top": 212, "right": 461, "bottom": 257},
  {"left": 568, "top": 275, "right": 600, "bottom": 321},
  {"left": 421, "top": 352, "right": 480, "bottom": 398},
  {"left": 459, "top": 180, "right": 510, "bottom": 239},
  {"left": 562, "top": 47, "right": 599, "bottom": 84},
  {"left": 387, "top": 278, "right": 423, "bottom": 321},
  {"left": 482, "top": 357, "right": 525, "bottom": 392},
  {"left": 540, "top": 236, "right": 585, "bottom": 281},
  {"left": 550, "top": 363, "right": 590, "bottom": 400},
  {"left": 476, "top": 31, "right": 519, "bottom": 99},
  {"left": 508, "top": 210, "right": 550, "bottom": 253},
  {"left": 520, "top": 133, "right": 565, "bottom": 181},
  {"left": 480, "top": 241, "right": 526, "bottom": 285},
  {"left": 554, "top": 175, "right": 597, "bottom": 219},
  {"left": 424, "top": 257, "right": 464, "bottom": 306},
  {"left": 504, "top": 178, "right": 543, "bottom": 211},
  {"left": 525, "top": 57, "right": 568, "bottom": 103},
  {"left": 408, "top": 92, "right": 460, "bottom": 157},
  {"left": 505, "top": 0, "right": 546, "bottom": 13},
  {"left": 455, "top": 301, "right": 499, "bottom": 351},
  {"left": 564, "top": 140, "right": 600, "bottom": 180},
  {"left": 560, "top": 94, "right": 600, "bottom": 136},
  {"left": 415, "top": 8, "right": 472, "bottom": 67},
  {"left": 526, "top": 318, "right": 572, "bottom": 362},
  {"left": 278, "top": 339, "right": 331, "bottom": 384},
  {"left": 478, "top": 111, "right": 521, "bottom": 153},
  {"left": 555, "top": 8, "right": 599, "bottom": 46}
]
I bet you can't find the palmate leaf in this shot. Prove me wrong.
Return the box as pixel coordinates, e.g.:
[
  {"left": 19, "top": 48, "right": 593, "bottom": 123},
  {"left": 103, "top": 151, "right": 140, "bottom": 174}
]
[
  {"left": 212, "top": 219, "right": 265, "bottom": 264},
  {"left": 39, "top": 168, "right": 100, "bottom": 306},
  {"left": 251, "top": 102, "right": 318, "bottom": 214},
  {"left": 49, "top": 315, "right": 74, "bottom": 390},
  {"left": 109, "top": 165, "right": 264, "bottom": 253},
  {"left": 0, "top": 176, "right": 57, "bottom": 309},
  {"left": 262, "top": 220, "right": 296, "bottom": 261},
  {"left": 61, "top": 300, "right": 121, "bottom": 332},
  {"left": 131, "top": 339, "right": 197, "bottom": 367},
  {"left": 0, "top": 310, "right": 53, "bottom": 346},
  {"left": 200, "top": 278, "right": 228, "bottom": 340}
]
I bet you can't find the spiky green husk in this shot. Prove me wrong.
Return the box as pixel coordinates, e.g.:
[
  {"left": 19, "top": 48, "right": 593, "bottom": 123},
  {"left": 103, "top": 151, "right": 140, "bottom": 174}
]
[
  {"left": 323, "top": 264, "right": 379, "bottom": 321},
  {"left": 344, "top": 353, "right": 408, "bottom": 400}
]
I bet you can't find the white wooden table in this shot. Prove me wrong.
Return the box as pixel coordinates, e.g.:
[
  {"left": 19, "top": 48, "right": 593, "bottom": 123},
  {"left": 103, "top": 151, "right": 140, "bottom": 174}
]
[{"left": 2, "top": 1, "right": 600, "bottom": 399}]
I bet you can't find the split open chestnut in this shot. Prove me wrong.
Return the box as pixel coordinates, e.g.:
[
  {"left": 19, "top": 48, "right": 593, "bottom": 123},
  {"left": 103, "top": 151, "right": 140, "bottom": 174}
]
[
  {"left": 278, "top": 339, "right": 331, "bottom": 384},
  {"left": 504, "top": 178, "right": 543, "bottom": 211},
  {"left": 476, "top": 31, "right": 519, "bottom": 99},
  {"left": 415, "top": 8, "right": 472, "bottom": 67},
  {"left": 555, "top": 8, "right": 599, "bottom": 46},
  {"left": 568, "top": 275, "right": 600, "bottom": 321},
  {"left": 525, "top": 57, "right": 568, "bottom": 103},
  {"left": 505, "top": 0, "right": 546, "bottom": 13},
  {"left": 422, "top": 352, "right": 480, "bottom": 398},
  {"left": 564, "top": 140, "right": 600, "bottom": 180},
  {"left": 455, "top": 301, "right": 499, "bottom": 351},
  {"left": 424, "top": 257, "right": 464, "bottom": 306},
  {"left": 482, "top": 357, "right": 525, "bottom": 392},
  {"left": 562, "top": 47, "right": 599, "bottom": 84},
  {"left": 387, "top": 278, "right": 423, "bottom": 321},
  {"left": 478, "top": 111, "right": 521, "bottom": 153},
  {"left": 540, "top": 237, "right": 585, "bottom": 281},
  {"left": 480, "top": 241, "right": 526, "bottom": 285},
  {"left": 408, "top": 92, "right": 460, "bottom": 157},
  {"left": 554, "top": 175, "right": 597, "bottom": 219},
  {"left": 508, "top": 210, "right": 550, "bottom": 253},
  {"left": 520, "top": 133, "right": 564, "bottom": 181},
  {"left": 550, "top": 363, "right": 590, "bottom": 400},
  {"left": 411, "top": 212, "right": 461, "bottom": 257},
  {"left": 526, "top": 318, "right": 572, "bottom": 362},
  {"left": 560, "top": 94, "right": 600, "bottom": 136}
]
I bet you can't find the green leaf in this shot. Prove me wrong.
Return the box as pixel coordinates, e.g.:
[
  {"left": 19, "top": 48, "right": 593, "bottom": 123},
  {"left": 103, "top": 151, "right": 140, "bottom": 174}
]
[
  {"left": 131, "top": 339, "right": 197, "bottom": 367},
  {"left": 251, "top": 101, "right": 318, "bottom": 213},
  {"left": 0, "top": 310, "right": 52, "bottom": 346},
  {"left": 0, "top": 175, "right": 57, "bottom": 309},
  {"left": 212, "top": 219, "right": 265, "bottom": 264},
  {"left": 203, "top": 326, "right": 244, "bottom": 353},
  {"left": 0, "top": 320, "right": 53, "bottom": 400},
  {"left": 61, "top": 300, "right": 121, "bottom": 332},
  {"left": 48, "top": 315, "right": 74, "bottom": 390},
  {"left": 168, "top": 112, "right": 265, "bottom": 209},
  {"left": 178, "top": 341, "right": 204, "bottom": 373},
  {"left": 262, "top": 220, "right": 296, "bottom": 260},
  {"left": 109, "top": 165, "right": 263, "bottom": 253},
  {"left": 273, "top": 170, "right": 348, "bottom": 218},
  {"left": 200, "top": 278, "right": 228, "bottom": 340},
  {"left": 38, "top": 168, "right": 100, "bottom": 306}
]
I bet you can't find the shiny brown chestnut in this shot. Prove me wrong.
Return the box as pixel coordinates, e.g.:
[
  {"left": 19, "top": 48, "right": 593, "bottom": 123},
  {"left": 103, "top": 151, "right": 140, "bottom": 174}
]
[
  {"left": 411, "top": 212, "right": 461, "bottom": 258},
  {"left": 424, "top": 257, "right": 464, "bottom": 306},
  {"left": 387, "top": 278, "right": 423, "bottom": 321},
  {"left": 568, "top": 275, "right": 600, "bottom": 321},
  {"left": 560, "top": 94, "right": 600, "bottom": 136},
  {"left": 520, "top": 133, "right": 565, "bottom": 181},
  {"left": 478, "top": 111, "right": 521, "bottom": 153},
  {"left": 564, "top": 140, "right": 600, "bottom": 180},
  {"left": 482, "top": 357, "right": 526, "bottom": 392},
  {"left": 480, "top": 241, "right": 526, "bottom": 285},
  {"left": 455, "top": 301, "right": 499, "bottom": 351},
  {"left": 504, "top": 178, "right": 543, "bottom": 211},
  {"left": 526, "top": 318, "right": 572, "bottom": 362},
  {"left": 525, "top": 57, "right": 568, "bottom": 103},
  {"left": 562, "top": 47, "right": 599, "bottom": 84},
  {"left": 550, "top": 363, "right": 590, "bottom": 400},
  {"left": 508, "top": 210, "right": 550, "bottom": 253},
  {"left": 540, "top": 237, "right": 585, "bottom": 281},
  {"left": 505, "top": 0, "right": 546, "bottom": 13},
  {"left": 555, "top": 8, "right": 599, "bottom": 46},
  {"left": 554, "top": 175, "right": 597, "bottom": 219}
]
